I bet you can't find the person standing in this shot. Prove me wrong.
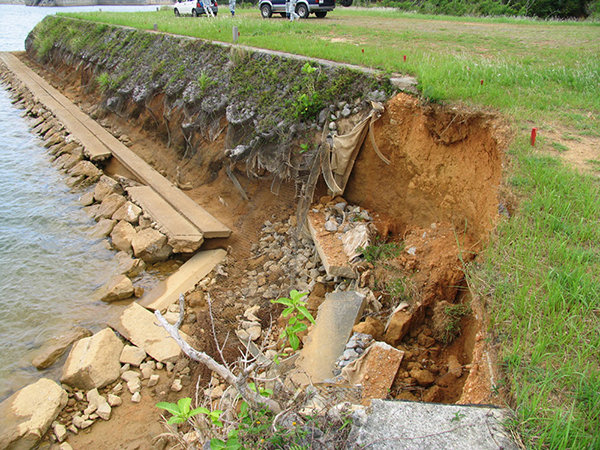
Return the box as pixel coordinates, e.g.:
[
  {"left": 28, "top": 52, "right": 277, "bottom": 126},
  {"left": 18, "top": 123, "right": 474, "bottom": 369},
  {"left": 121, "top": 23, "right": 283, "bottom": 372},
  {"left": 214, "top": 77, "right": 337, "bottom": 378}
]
[{"left": 229, "top": 0, "right": 235, "bottom": 16}]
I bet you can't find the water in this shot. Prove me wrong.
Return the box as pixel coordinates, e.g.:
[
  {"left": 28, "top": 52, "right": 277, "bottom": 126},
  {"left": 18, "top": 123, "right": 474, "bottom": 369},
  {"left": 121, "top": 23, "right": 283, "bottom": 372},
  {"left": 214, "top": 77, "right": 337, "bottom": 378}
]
[{"left": 0, "top": 3, "right": 161, "bottom": 401}]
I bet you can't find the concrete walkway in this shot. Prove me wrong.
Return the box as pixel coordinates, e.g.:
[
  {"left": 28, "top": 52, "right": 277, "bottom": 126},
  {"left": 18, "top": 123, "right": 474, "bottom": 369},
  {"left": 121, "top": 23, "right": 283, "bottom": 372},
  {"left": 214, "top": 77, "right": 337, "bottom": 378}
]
[{"left": 0, "top": 51, "right": 231, "bottom": 239}]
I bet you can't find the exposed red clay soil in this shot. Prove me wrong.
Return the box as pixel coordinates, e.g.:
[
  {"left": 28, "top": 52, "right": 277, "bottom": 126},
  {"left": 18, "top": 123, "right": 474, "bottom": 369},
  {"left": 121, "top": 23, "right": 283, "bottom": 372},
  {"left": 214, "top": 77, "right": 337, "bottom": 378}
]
[{"left": 20, "top": 53, "right": 508, "bottom": 449}]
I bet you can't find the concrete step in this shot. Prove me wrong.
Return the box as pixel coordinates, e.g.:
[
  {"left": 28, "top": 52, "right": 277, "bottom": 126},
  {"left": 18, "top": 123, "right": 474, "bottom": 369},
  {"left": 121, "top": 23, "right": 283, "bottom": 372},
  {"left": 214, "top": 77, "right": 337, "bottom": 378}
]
[
  {"left": 109, "top": 302, "right": 190, "bottom": 363},
  {"left": 0, "top": 52, "right": 231, "bottom": 239},
  {"left": 140, "top": 248, "right": 227, "bottom": 312},
  {"left": 294, "top": 291, "right": 366, "bottom": 385},
  {"left": 127, "top": 185, "right": 204, "bottom": 254},
  {"left": 0, "top": 52, "right": 112, "bottom": 161},
  {"left": 350, "top": 399, "right": 518, "bottom": 450}
]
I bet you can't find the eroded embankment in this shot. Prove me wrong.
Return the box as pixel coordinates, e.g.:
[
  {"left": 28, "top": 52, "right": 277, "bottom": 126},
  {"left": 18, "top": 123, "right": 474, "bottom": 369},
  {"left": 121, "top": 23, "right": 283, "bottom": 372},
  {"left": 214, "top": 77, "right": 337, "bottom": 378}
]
[{"left": 23, "top": 16, "right": 507, "bottom": 413}]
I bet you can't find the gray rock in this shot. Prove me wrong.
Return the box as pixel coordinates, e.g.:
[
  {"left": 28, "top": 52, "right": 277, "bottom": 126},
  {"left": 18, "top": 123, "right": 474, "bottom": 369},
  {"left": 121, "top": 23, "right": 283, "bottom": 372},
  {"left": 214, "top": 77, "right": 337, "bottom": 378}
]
[
  {"left": 341, "top": 106, "right": 352, "bottom": 117},
  {"left": 148, "top": 374, "right": 160, "bottom": 387},
  {"left": 80, "top": 191, "right": 95, "bottom": 207},
  {"left": 131, "top": 392, "right": 141, "bottom": 403},
  {"left": 68, "top": 161, "right": 102, "bottom": 183},
  {"left": 127, "top": 378, "right": 141, "bottom": 394},
  {"left": 132, "top": 228, "right": 172, "bottom": 263},
  {"left": 31, "top": 327, "right": 92, "bottom": 370},
  {"left": 120, "top": 370, "right": 141, "bottom": 383},
  {"left": 96, "top": 402, "right": 111, "bottom": 420},
  {"left": 53, "top": 423, "right": 67, "bottom": 442},
  {"left": 61, "top": 328, "right": 124, "bottom": 390},
  {"left": 328, "top": 121, "right": 337, "bottom": 131},
  {"left": 90, "top": 218, "right": 117, "bottom": 238},
  {"left": 110, "top": 221, "right": 137, "bottom": 254},
  {"left": 120, "top": 345, "right": 147, "bottom": 367},
  {"left": 94, "top": 175, "right": 124, "bottom": 202},
  {"left": 114, "top": 251, "right": 146, "bottom": 278},
  {"left": 97, "top": 193, "right": 127, "bottom": 220},
  {"left": 0, "top": 378, "right": 68, "bottom": 450},
  {"left": 112, "top": 201, "right": 142, "bottom": 223},
  {"left": 107, "top": 394, "right": 122, "bottom": 407},
  {"left": 99, "top": 275, "right": 134, "bottom": 302}
]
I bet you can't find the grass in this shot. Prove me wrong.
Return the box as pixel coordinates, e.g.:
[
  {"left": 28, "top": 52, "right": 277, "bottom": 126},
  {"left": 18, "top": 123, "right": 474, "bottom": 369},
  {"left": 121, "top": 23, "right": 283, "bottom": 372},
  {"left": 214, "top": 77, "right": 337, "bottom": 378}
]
[{"left": 52, "top": 8, "right": 600, "bottom": 448}]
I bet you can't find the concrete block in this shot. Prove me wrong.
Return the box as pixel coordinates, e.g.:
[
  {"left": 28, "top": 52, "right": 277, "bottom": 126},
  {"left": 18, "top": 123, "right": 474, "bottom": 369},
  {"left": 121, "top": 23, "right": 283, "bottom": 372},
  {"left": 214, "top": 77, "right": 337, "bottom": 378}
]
[
  {"left": 140, "top": 248, "right": 226, "bottom": 312},
  {"left": 350, "top": 399, "right": 518, "bottom": 450},
  {"left": 295, "top": 291, "right": 366, "bottom": 384}
]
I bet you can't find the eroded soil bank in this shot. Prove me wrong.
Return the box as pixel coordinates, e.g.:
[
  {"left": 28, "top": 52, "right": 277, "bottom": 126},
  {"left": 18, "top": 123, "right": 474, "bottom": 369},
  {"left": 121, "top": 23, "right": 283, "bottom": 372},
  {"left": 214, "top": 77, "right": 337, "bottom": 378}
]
[{"left": 17, "top": 15, "right": 510, "bottom": 449}]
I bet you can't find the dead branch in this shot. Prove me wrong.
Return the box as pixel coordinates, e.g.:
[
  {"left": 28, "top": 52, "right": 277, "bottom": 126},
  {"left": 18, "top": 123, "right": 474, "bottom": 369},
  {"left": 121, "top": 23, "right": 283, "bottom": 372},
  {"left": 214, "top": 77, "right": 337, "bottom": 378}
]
[{"left": 155, "top": 295, "right": 282, "bottom": 414}]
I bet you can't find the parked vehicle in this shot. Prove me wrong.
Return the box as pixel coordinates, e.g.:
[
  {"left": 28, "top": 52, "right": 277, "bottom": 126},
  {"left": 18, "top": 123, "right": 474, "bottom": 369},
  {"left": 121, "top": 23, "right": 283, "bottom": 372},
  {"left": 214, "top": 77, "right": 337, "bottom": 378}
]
[
  {"left": 172, "top": 0, "right": 218, "bottom": 17},
  {"left": 259, "top": 0, "right": 335, "bottom": 19}
]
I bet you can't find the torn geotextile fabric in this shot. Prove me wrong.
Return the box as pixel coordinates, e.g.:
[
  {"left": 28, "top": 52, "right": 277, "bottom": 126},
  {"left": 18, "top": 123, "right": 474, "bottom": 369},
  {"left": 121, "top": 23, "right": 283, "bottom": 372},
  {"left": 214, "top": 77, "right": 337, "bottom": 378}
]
[{"left": 325, "top": 102, "right": 390, "bottom": 197}]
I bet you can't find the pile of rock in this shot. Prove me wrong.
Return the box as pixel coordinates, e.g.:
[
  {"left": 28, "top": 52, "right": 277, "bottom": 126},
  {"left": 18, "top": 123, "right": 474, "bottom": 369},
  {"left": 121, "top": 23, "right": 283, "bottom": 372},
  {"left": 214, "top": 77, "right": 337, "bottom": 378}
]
[
  {"left": 0, "top": 69, "right": 192, "bottom": 305},
  {"left": 333, "top": 332, "right": 373, "bottom": 376}
]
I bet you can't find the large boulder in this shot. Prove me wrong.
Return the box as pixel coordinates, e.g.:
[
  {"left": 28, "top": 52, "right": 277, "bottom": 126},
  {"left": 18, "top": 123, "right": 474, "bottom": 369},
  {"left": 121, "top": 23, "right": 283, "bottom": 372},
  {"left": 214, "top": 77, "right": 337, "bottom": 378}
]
[
  {"left": 112, "top": 201, "right": 142, "bottom": 224},
  {"left": 68, "top": 161, "right": 102, "bottom": 183},
  {"left": 0, "top": 378, "right": 67, "bottom": 450},
  {"left": 61, "top": 328, "right": 124, "bottom": 390},
  {"left": 132, "top": 228, "right": 172, "bottom": 263},
  {"left": 94, "top": 175, "right": 124, "bottom": 202},
  {"left": 97, "top": 193, "right": 127, "bottom": 220},
  {"left": 99, "top": 275, "right": 134, "bottom": 302},
  {"left": 31, "top": 326, "right": 92, "bottom": 370},
  {"left": 110, "top": 220, "right": 137, "bottom": 254}
]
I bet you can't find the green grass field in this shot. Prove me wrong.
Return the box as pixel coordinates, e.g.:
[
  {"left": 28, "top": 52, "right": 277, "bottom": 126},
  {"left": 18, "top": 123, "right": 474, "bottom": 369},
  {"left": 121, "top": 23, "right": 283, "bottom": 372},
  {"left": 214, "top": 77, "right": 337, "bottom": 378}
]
[{"left": 60, "top": 8, "right": 600, "bottom": 448}]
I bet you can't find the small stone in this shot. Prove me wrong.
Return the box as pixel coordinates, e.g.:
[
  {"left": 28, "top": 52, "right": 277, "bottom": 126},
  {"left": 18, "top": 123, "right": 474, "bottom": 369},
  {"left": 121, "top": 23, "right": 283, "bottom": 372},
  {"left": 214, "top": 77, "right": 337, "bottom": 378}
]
[
  {"left": 120, "top": 364, "right": 131, "bottom": 374},
  {"left": 74, "top": 391, "right": 84, "bottom": 401},
  {"left": 80, "top": 191, "right": 95, "bottom": 207},
  {"left": 108, "top": 394, "right": 122, "bottom": 407},
  {"left": 113, "top": 383, "right": 123, "bottom": 394},
  {"left": 127, "top": 378, "right": 141, "bottom": 394},
  {"left": 67, "top": 425, "right": 78, "bottom": 435},
  {"left": 148, "top": 374, "right": 160, "bottom": 387},
  {"left": 59, "top": 443, "right": 74, "bottom": 450},
  {"left": 156, "top": 362, "right": 164, "bottom": 370},
  {"left": 120, "top": 345, "right": 147, "bottom": 367},
  {"left": 121, "top": 370, "right": 141, "bottom": 382},
  {"left": 166, "top": 362, "right": 174, "bottom": 373},
  {"left": 171, "top": 379, "right": 183, "bottom": 392},
  {"left": 141, "top": 366, "right": 153, "bottom": 379},
  {"left": 96, "top": 402, "right": 111, "bottom": 420},
  {"left": 131, "top": 392, "right": 141, "bottom": 403},
  {"left": 328, "top": 121, "right": 337, "bottom": 131},
  {"left": 324, "top": 218, "right": 339, "bottom": 232},
  {"left": 53, "top": 423, "right": 67, "bottom": 442}
]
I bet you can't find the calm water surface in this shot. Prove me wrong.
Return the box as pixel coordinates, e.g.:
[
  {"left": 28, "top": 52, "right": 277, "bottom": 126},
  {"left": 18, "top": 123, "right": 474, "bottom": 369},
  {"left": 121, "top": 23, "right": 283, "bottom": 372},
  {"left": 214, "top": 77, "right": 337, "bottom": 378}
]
[{"left": 0, "top": 3, "right": 161, "bottom": 401}]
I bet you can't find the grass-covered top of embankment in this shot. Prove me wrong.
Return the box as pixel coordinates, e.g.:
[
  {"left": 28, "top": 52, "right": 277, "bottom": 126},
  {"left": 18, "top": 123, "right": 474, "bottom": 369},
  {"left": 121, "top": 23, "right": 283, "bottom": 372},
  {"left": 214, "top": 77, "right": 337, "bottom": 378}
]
[{"left": 38, "top": 9, "right": 600, "bottom": 449}]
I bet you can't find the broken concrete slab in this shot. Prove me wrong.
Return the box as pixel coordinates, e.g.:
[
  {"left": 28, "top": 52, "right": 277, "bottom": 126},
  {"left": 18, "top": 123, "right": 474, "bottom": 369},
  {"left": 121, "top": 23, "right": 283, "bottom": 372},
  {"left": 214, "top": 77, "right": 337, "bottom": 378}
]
[
  {"left": 349, "top": 399, "right": 518, "bottom": 450},
  {"left": 140, "top": 248, "right": 227, "bottom": 312},
  {"left": 341, "top": 342, "right": 404, "bottom": 406},
  {"left": 110, "top": 302, "right": 191, "bottom": 363},
  {"left": 307, "top": 211, "right": 356, "bottom": 279},
  {"left": 0, "top": 378, "right": 68, "bottom": 450},
  {"left": 61, "top": 328, "right": 124, "bottom": 390},
  {"left": 294, "top": 291, "right": 366, "bottom": 385},
  {"left": 127, "top": 186, "right": 204, "bottom": 253}
]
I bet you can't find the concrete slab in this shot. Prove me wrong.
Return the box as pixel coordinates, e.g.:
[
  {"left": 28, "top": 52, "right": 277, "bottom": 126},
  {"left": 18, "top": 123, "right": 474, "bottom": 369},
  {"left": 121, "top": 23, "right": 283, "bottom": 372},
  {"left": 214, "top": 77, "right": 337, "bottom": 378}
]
[
  {"left": 295, "top": 291, "right": 366, "bottom": 385},
  {"left": 0, "top": 52, "right": 231, "bottom": 239},
  {"left": 342, "top": 342, "right": 404, "bottom": 406},
  {"left": 350, "top": 399, "right": 518, "bottom": 450},
  {"left": 0, "top": 52, "right": 112, "bottom": 161},
  {"left": 109, "top": 302, "right": 190, "bottom": 363},
  {"left": 140, "top": 248, "right": 227, "bottom": 312},
  {"left": 127, "top": 186, "right": 204, "bottom": 253},
  {"left": 307, "top": 211, "right": 356, "bottom": 279}
]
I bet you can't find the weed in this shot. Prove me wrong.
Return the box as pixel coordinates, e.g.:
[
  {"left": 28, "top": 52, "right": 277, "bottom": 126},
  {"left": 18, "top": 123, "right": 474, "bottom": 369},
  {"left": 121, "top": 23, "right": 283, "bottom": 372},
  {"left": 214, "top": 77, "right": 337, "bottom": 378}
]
[
  {"left": 271, "top": 290, "right": 315, "bottom": 351},
  {"left": 358, "top": 238, "right": 403, "bottom": 263},
  {"left": 96, "top": 72, "right": 114, "bottom": 93},
  {"left": 156, "top": 397, "right": 223, "bottom": 426},
  {"left": 432, "top": 302, "right": 472, "bottom": 344},
  {"left": 550, "top": 141, "right": 569, "bottom": 152}
]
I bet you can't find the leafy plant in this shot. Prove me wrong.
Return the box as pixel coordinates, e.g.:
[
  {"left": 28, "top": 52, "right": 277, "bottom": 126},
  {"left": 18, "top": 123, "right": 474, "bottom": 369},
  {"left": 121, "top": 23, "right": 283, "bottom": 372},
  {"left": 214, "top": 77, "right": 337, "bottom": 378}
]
[
  {"left": 197, "top": 70, "right": 215, "bottom": 93},
  {"left": 96, "top": 72, "right": 114, "bottom": 94},
  {"left": 156, "top": 398, "right": 223, "bottom": 426},
  {"left": 271, "top": 290, "right": 315, "bottom": 351}
]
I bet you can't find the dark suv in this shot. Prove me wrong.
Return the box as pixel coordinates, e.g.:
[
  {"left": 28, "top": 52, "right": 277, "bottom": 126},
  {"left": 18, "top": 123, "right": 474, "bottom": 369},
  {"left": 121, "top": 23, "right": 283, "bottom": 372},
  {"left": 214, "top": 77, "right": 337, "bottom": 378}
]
[{"left": 259, "top": 0, "right": 335, "bottom": 19}]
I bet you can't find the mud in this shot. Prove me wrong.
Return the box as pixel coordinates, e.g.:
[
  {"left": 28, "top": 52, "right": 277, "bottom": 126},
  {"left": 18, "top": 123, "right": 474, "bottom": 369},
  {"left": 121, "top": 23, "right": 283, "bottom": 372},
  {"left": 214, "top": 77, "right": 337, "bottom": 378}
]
[{"left": 17, "top": 40, "right": 507, "bottom": 446}]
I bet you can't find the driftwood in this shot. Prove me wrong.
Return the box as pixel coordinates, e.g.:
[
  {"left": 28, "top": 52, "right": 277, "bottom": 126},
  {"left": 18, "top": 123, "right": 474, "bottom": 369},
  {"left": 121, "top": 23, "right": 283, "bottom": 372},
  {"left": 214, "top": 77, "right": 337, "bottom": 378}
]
[{"left": 154, "top": 294, "right": 282, "bottom": 414}]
